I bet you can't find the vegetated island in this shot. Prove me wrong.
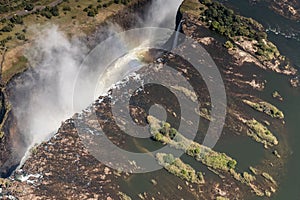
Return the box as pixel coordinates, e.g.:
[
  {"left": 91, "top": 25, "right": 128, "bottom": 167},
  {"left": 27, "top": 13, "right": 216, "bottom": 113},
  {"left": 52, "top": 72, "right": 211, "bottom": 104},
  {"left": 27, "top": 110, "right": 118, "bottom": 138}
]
[{"left": 148, "top": 115, "right": 276, "bottom": 197}]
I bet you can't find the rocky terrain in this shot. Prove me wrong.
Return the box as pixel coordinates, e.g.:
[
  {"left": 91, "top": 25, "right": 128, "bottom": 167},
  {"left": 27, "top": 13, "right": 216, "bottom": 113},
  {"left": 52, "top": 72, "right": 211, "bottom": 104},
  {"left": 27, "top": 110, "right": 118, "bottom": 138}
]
[
  {"left": 251, "top": 0, "right": 300, "bottom": 20},
  {"left": 269, "top": 0, "right": 300, "bottom": 21},
  {"left": 0, "top": 0, "right": 298, "bottom": 199},
  {"left": 250, "top": 0, "right": 300, "bottom": 20}
]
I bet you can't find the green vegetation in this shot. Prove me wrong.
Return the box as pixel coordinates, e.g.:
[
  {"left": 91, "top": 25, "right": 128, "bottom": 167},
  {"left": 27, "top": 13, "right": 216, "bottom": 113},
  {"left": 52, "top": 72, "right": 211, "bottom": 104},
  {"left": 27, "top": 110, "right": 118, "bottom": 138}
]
[
  {"left": 179, "top": 0, "right": 280, "bottom": 61},
  {"left": 243, "top": 99, "right": 284, "bottom": 119},
  {"left": 195, "top": 107, "right": 212, "bottom": 121},
  {"left": 62, "top": 5, "right": 72, "bottom": 12},
  {"left": 1, "top": 23, "right": 14, "bottom": 32},
  {"left": 201, "top": 150, "right": 237, "bottom": 171},
  {"left": 10, "top": 15, "right": 24, "bottom": 25},
  {"left": 24, "top": 3, "right": 34, "bottom": 11},
  {"left": 229, "top": 169, "right": 264, "bottom": 196},
  {"left": 246, "top": 119, "right": 278, "bottom": 147},
  {"left": 0, "top": 0, "right": 39, "bottom": 14},
  {"left": 40, "top": 6, "right": 60, "bottom": 19},
  {"left": 156, "top": 153, "right": 205, "bottom": 184},
  {"left": 83, "top": 4, "right": 99, "bottom": 17},
  {"left": 147, "top": 116, "right": 272, "bottom": 196},
  {"left": 199, "top": 0, "right": 265, "bottom": 40},
  {"left": 224, "top": 40, "right": 233, "bottom": 49},
  {"left": 15, "top": 32, "right": 26, "bottom": 40},
  {"left": 243, "top": 172, "right": 256, "bottom": 183},
  {"left": 229, "top": 169, "right": 256, "bottom": 184},
  {"left": 255, "top": 39, "right": 280, "bottom": 61},
  {"left": 2, "top": 55, "right": 28, "bottom": 83},
  {"left": 0, "top": 0, "right": 136, "bottom": 83},
  {"left": 148, "top": 116, "right": 237, "bottom": 171},
  {"left": 180, "top": 0, "right": 204, "bottom": 16}
]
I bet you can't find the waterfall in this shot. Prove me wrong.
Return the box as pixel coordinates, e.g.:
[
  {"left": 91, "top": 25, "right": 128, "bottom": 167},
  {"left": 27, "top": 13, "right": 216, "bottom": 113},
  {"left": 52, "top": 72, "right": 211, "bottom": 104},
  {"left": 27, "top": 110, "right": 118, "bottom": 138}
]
[
  {"left": 172, "top": 20, "right": 183, "bottom": 49},
  {"left": 6, "top": 0, "right": 185, "bottom": 177}
]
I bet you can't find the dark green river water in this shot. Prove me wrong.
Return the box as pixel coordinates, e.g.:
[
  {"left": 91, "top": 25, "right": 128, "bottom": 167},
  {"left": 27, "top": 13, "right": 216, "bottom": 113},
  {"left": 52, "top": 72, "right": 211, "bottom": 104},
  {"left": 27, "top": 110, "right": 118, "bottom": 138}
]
[
  {"left": 118, "top": 1, "right": 300, "bottom": 199},
  {"left": 217, "top": 1, "right": 300, "bottom": 199}
]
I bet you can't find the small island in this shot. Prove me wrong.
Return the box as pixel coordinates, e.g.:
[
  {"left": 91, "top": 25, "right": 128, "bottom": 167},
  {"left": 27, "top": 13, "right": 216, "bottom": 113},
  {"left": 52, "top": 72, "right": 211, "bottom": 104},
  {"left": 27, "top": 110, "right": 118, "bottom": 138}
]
[{"left": 243, "top": 99, "right": 284, "bottom": 119}]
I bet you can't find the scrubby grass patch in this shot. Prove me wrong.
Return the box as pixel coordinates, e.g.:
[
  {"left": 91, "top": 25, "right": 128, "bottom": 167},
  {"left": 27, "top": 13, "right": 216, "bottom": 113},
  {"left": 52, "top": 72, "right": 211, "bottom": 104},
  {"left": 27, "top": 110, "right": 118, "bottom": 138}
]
[
  {"left": 243, "top": 99, "right": 284, "bottom": 119},
  {"left": 156, "top": 153, "right": 205, "bottom": 184}
]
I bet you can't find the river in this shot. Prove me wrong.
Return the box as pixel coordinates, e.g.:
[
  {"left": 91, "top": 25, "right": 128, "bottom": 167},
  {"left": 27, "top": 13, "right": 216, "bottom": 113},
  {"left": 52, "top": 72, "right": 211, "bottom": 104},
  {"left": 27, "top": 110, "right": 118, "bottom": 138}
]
[
  {"left": 117, "top": 0, "right": 300, "bottom": 199},
  {"left": 216, "top": 0, "right": 300, "bottom": 199}
]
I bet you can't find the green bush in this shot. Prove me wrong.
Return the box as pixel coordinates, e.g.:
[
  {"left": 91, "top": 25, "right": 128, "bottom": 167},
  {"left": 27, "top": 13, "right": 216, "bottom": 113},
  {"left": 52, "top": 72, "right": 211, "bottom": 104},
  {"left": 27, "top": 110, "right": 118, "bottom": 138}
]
[
  {"left": 16, "top": 34, "right": 26, "bottom": 40},
  {"left": 87, "top": 10, "right": 96, "bottom": 17},
  {"left": 83, "top": 5, "right": 98, "bottom": 17},
  {"left": 62, "top": 6, "right": 71, "bottom": 11},
  {"left": 24, "top": 3, "right": 34, "bottom": 11},
  {"left": 41, "top": 6, "right": 59, "bottom": 18},
  {"left": 50, "top": 6, "right": 59, "bottom": 16},
  {"left": 224, "top": 40, "right": 233, "bottom": 49},
  {"left": 153, "top": 132, "right": 164, "bottom": 141},
  {"left": 228, "top": 159, "right": 237, "bottom": 169},
  {"left": 10, "top": 15, "right": 23, "bottom": 24},
  {"left": 199, "top": 1, "right": 266, "bottom": 40},
  {"left": 1, "top": 25, "right": 13, "bottom": 32},
  {"left": 156, "top": 153, "right": 205, "bottom": 184}
]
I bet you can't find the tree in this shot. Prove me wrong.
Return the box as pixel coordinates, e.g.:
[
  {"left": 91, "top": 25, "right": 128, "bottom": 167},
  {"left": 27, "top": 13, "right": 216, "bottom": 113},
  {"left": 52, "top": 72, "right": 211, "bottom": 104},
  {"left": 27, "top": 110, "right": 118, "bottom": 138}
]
[
  {"left": 63, "top": 6, "right": 71, "bottom": 11},
  {"left": 153, "top": 132, "right": 163, "bottom": 141},
  {"left": 224, "top": 41, "right": 234, "bottom": 49},
  {"left": 194, "top": 148, "right": 201, "bottom": 155},
  {"left": 50, "top": 6, "right": 59, "bottom": 16},
  {"left": 10, "top": 15, "right": 23, "bottom": 24},
  {"left": 169, "top": 128, "right": 177, "bottom": 139},
  {"left": 228, "top": 160, "right": 237, "bottom": 169},
  {"left": 255, "top": 32, "right": 267, "bottom": 40},
  {"left": 24, "top": 3, "right": 34, "bottom": 11},
  {"left": 16, "top": 34, "right": 25, "bottom": 40},
  {"left": 211, "top": 20, "right": 220, "bottom": 30},
  {"left": 1, "top": 24, "right": 14, "bottom": 32}
]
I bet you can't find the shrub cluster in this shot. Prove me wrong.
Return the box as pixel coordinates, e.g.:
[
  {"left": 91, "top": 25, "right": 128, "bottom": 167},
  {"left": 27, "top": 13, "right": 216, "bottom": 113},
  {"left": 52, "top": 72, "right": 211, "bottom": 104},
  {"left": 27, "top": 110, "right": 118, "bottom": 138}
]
[{"left": 199, "top": 0, "right": 266, "bottom": 40}]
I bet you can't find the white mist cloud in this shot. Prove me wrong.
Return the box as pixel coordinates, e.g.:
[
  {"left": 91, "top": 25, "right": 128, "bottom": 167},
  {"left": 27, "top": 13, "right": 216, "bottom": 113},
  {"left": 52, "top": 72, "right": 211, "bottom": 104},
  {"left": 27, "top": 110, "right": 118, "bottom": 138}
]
[
  {"left": 10, "top": 0, "right": 184, "bottom": 166},
  {"left": 11, "top": 26, "right": 87, "bottom": 147},
  {"left": 145, "top": 0, "right": 183, "bottom": 28}
]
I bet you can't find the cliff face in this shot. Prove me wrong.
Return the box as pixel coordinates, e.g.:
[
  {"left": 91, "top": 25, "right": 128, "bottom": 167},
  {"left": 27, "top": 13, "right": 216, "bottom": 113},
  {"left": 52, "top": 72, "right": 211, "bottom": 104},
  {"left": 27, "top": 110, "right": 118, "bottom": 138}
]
[
  {"left": 0, "top": 90, "right": 9, "bottom": 175},
  {"left": 0, "top": 90, "right": 27, "bottom": 178}
]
